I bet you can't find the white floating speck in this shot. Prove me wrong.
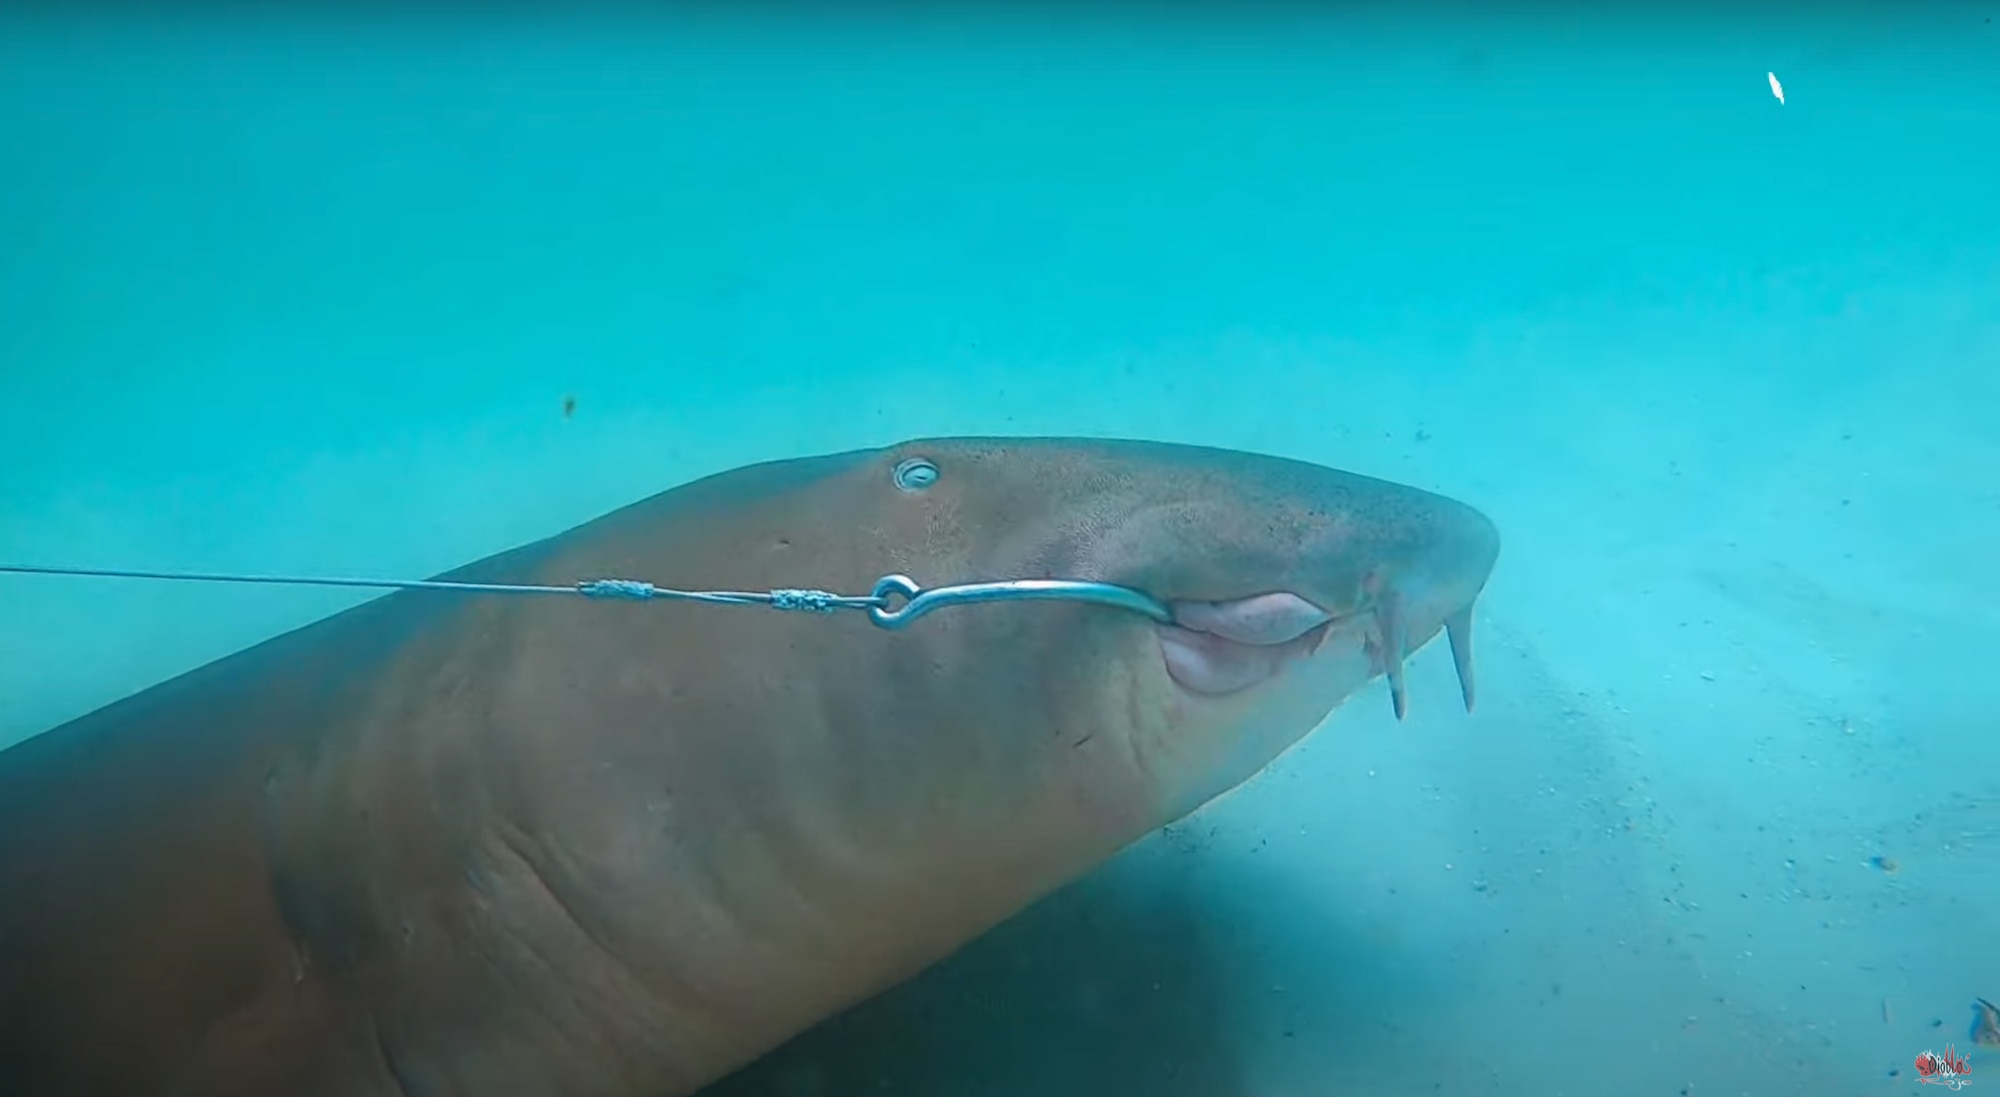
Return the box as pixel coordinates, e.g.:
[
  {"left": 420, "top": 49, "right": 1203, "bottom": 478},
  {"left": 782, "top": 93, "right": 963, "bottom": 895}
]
[{"left": 1768, "top": 72, "right": 1785, "bottom": 104}]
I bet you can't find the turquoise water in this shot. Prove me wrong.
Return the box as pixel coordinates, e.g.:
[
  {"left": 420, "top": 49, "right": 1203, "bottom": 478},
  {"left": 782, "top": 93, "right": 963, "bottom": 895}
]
[{"left": 2, "top": 7, "right": 1995, "bottom": 1094}]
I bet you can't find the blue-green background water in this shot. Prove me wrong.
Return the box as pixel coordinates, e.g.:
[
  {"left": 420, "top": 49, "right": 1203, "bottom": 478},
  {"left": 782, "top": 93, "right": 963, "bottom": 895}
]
[{"left": 2, "top": 6, "right": 1995, "bottom": 1094}]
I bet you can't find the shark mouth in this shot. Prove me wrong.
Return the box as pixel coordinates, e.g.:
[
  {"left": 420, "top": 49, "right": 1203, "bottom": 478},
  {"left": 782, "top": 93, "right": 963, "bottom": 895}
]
[{"left": 1157, "top": 592, "right": 1478, "bottom": 719}]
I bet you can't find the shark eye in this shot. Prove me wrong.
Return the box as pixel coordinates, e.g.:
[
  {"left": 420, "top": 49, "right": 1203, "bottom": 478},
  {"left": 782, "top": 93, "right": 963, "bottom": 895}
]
[{"left": 891, "top": 457, "right": 940, "bottom": 493}]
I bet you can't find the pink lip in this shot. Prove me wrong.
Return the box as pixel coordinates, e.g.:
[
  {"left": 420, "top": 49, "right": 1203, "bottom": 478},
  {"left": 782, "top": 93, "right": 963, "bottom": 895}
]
[{"left": 1158, "top": 593, "right": 1333, "bottom": 696}]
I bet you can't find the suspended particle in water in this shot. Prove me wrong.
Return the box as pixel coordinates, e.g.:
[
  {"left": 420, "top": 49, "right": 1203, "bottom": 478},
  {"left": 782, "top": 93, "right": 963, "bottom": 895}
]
[
  {"left": 1768, "top": 71, "right": 1785, "bottom": 104},
  {"left": 563, "top": 394, "right": 577, "bottom": 419}
]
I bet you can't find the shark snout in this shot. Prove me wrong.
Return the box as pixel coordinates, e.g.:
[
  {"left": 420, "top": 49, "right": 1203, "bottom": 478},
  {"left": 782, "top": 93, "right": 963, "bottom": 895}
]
[
  {"left": 1367, "top": 501, "right": 1500, "bottom": 719},
  {"left": 1156, "top": 496, "right": 1498, "bottom": 720}
]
